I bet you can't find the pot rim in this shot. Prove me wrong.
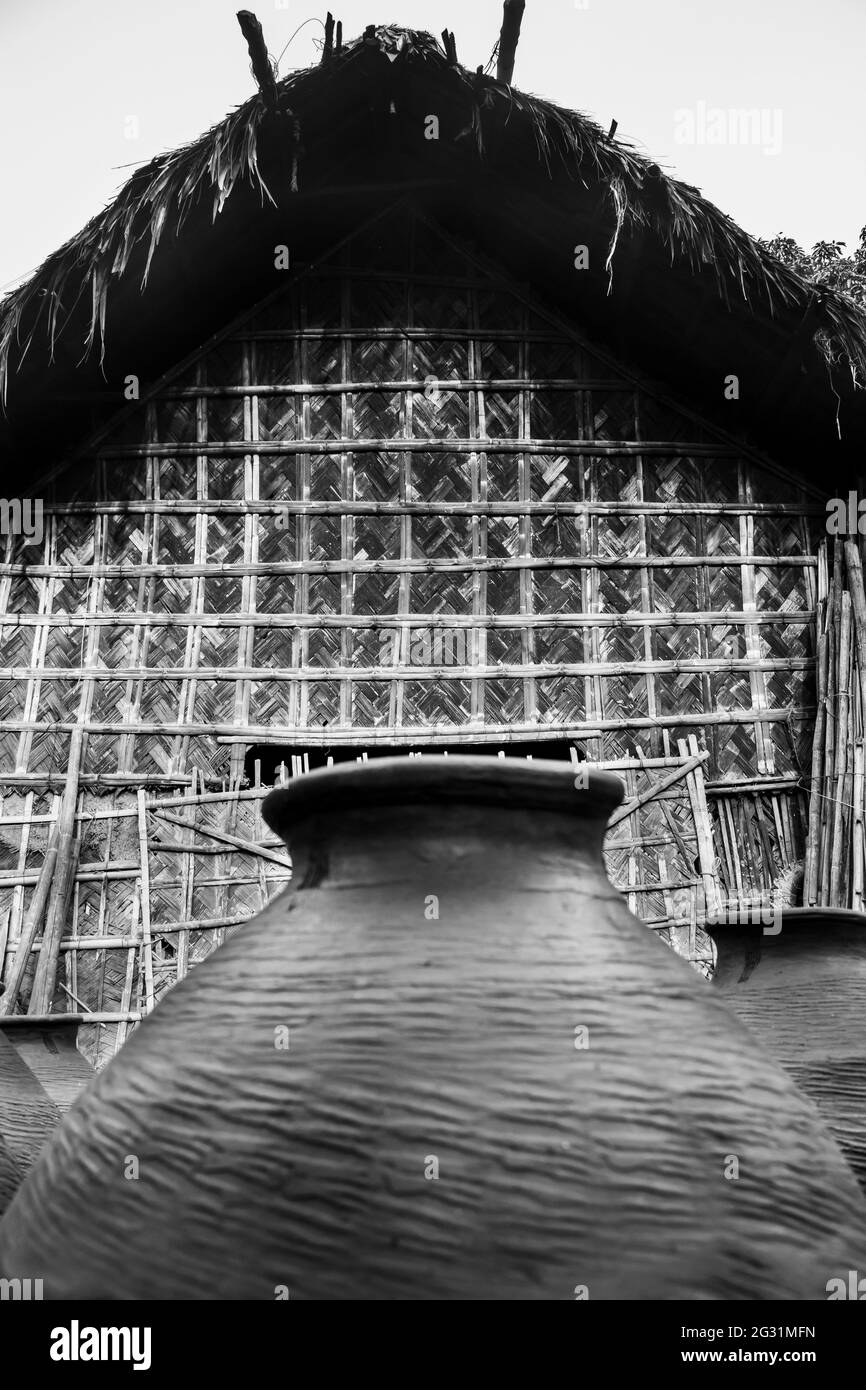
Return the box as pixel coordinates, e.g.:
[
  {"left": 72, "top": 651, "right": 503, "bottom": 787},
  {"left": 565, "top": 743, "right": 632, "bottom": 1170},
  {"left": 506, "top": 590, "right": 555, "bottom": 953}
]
[
  {"left": 262, "top": 755, "right": 624, "bottom": 837},
  {"left": 705, "top": 905, "right": 866, "bottom": 938}
]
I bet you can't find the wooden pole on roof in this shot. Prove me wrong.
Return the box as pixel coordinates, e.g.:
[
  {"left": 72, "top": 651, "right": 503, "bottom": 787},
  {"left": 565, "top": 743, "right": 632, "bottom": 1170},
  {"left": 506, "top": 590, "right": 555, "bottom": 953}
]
[
  {"left": 236, "top": 10, "right": 278, "bottom": 111},
  {"left": 323, "top": 13, "right": 334, "bottom": 63},
  {"left": 496, "top": 0, "right": 525, "bottom": 85}
]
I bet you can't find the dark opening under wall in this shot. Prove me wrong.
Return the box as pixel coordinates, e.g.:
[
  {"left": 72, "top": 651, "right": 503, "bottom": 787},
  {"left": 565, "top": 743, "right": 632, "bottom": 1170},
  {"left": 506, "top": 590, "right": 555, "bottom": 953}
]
[{"left": 244, "top": 739, "right": 588, "bottom": 783}]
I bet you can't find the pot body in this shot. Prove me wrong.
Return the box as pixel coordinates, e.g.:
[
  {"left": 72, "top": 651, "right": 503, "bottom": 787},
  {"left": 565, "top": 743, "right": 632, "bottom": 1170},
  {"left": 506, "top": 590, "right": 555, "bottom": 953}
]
[
  {"left": 0, "top": 1025, "right": 92, "bottom": 1216},
  {"left": 709, "top": 906, "right": 866, "bottom": 1191},
  {"left": 0, "top": 1031, "right": 61, "bottom": 1215},
  {"left": 2, "top": 759, "right": 866, "bottom": 1300}
]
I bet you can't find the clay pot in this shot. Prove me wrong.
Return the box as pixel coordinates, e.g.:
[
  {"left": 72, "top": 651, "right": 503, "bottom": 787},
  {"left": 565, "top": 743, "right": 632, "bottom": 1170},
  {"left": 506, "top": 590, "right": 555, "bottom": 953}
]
[
  {"left": 707, "top": 905, "right": 866, "bottom": 1191},
  {"left": 0, "top": 1026, "right": 91, "bottom": 1217},
  {"left": 2, "top": 757, "right": 866, "bottom": 1300}
]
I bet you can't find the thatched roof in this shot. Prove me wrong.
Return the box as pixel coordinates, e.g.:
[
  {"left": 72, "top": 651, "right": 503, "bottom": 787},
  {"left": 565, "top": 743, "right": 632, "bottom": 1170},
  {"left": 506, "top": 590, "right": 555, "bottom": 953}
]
[{"left": 2, "top": 23, "right": 865, "bottom": 475}]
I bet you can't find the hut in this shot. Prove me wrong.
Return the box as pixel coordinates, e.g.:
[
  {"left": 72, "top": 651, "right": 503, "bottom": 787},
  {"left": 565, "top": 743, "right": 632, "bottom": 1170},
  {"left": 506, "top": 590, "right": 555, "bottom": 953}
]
[{"left": 0, "top": 15, "right": 865, "bottom": 1070}]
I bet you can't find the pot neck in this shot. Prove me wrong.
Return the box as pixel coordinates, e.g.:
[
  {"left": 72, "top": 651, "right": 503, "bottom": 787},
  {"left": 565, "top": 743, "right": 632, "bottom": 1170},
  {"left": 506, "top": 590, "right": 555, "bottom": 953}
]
[{"left": 262, "top": 755, "right": 624, "bottom": 854}]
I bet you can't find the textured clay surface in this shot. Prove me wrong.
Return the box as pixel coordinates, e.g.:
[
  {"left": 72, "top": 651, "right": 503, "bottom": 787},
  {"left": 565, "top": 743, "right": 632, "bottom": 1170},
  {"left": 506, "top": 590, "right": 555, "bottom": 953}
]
[
  {"left": 2, "top": 763, "right": 866, "bottom": 1300},
  {"left": 710, "top": 909, "right": 866, "bottom": 1194}
]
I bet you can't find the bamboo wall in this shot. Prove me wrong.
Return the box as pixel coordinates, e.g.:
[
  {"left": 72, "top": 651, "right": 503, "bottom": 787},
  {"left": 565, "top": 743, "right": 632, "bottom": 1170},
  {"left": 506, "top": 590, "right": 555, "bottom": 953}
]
[{"left": 0, "top": 208, "right": 819, "bottom": 1062}]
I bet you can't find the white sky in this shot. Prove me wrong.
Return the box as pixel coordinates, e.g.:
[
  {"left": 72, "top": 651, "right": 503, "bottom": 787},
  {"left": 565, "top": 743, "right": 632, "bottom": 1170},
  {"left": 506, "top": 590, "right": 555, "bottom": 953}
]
[{"left": 1, "top": 0, "right": 864, "bottom": 294}]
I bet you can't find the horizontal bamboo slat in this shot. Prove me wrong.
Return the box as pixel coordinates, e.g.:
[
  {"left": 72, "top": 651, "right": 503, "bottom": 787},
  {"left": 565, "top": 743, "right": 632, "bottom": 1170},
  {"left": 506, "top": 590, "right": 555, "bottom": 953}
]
[
  {"left": 42, "top": 498, "right": 823, "bottom": 517},
  {"left": 98, "top": 439, "right": 742, "bottom": 459},
  {"left": 0, "top": 1013, "right": 141, "bottom": 1026},
  {"left": 0, "top": 609, "right": 815, "bottom": 628},
  {"left": 0, "top": 657, "right": 813, "bottom": 681},
  {"left": 0, "top": 706, "right": 812, "bottom": 740},
  {"left": 0, "top": 555, "right": 816, "bottom": 579}
]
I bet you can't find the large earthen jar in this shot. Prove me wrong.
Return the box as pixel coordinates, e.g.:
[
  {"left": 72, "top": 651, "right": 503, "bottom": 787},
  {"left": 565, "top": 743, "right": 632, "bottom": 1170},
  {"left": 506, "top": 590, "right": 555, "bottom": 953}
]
[
  {"left": 2, "top": 757, "right": 866, "bottom": 1299},
  {"left": 708, "top": 905, "right": 866, "bottom": 1194}
]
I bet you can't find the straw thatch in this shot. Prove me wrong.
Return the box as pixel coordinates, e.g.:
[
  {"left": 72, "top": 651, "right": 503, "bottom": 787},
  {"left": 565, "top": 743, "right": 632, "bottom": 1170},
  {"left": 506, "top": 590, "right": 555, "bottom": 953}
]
[{"left": 2, "top": 24, "right": 865, "bottom": 412}]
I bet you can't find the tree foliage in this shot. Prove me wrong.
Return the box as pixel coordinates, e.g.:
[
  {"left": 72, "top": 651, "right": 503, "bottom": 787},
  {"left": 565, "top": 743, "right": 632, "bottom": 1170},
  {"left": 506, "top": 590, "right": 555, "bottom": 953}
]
[{"left": 760, "top": 228, "right": 866, "bottom": 310}]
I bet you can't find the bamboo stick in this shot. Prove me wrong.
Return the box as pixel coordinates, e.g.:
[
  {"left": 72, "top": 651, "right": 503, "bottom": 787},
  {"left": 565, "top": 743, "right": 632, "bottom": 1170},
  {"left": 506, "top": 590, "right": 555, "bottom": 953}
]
[
  {"left": 656, "top": 850, "right": 678, "bottom": 928},
  {"left": 621, "top": 771, "right": 640, "bottom": 922},
  {"left": 0, "top": 829, "right": 60, "bottom": 1015},
  {"left": 0, "top": 607, "right": 816, "bottom": 627},
  {"left": 818, "top": 558, "right": 840, "bottom": 904},
  {"left": 828, "top": 591, "right": 852, "bottom": 904},
  {"left": 697, "top": 777, "right": 804, "bottom": 793},
  {"left": 214, "top": 708, "right": 810, "bottom": 744},
  {"left": 0, "top": 774, "right": 211, "bottom": 788},
  {"left": 715, "top": 796, "right": 736, "bottom": 894},
  {"left": 840, "top": 601, "right": 857, "bottom": 906},
  {"left": 0, "top": 655, "right": 813, "bottom": 682},
  {"left": 7, "top": 789, "right": 33, "bottom": 994},
  {"left": 737, "top": 798, "right": 761, "bottom": 899},
  {"left": 803, "top": 620, "right": 829, "bottom": 905},
  {"left": 94, "top": 439, "right": 751, "bottom": 460},
  {"left": 214, "top": 781, "right": 244, "bottom": 951},
  {"left": 844, "top": 540, "right": 866, "bottom": 725},
  {"left": 607, "top": 749, "right": 709, "bottom": 827},
  {"left": 43, "top": 497, "right": 823, "bottom": 517},
  {"left": 853, "top": 739, "right": 865, "bottom": 912},
  {"left": 28, "top": 727, "right": 85, "bottom": 1015},
  {"left": 738, "top": 493, "right": 773, "bottom": 776},
  {"left": 0, "top": 554, "right": 818, "bottom": 582},
  {"left": 175, "top": 795, "right": 195, "bottom": 984},
  {"left": 0, "top": 863, "right": 139, "bottom": 886},
  {"left": 7, "top": 868, "right": 287, "bottom": 909},
  {"left": 769, "top": 794, "right": 788, "bottom": 864},
  {"left": 146, "top": 838, "right": 282, "bottom": 855},
  {"left": 752, "top": 793, "right": 776, "bottom": 884},
  {"left": 723, "top": 800, "right": 744, "bottom": 899},
  {"left": 137, "top": 789, "right": 155, "bottom": 1016},
  {"left": 149, "top": 811, "right": 292, "bottom": 868},
  {"left": 10, "top": 910, "right": 265, "bottom": 950},
  {"left": 0, "top": 909, "right": 9, "bottom": 997},
  {"left": 115, "top": 886, "right": 140, "bottom": 1051},
  {"left": 680, "top": 737, "right": 719, "bottom": 917},
  {"left": 0, "top": 706, "right": 817, "bottom": 743},
  {"left": 0, "top": 1011, "right": 141, "bottom": 1026}
]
